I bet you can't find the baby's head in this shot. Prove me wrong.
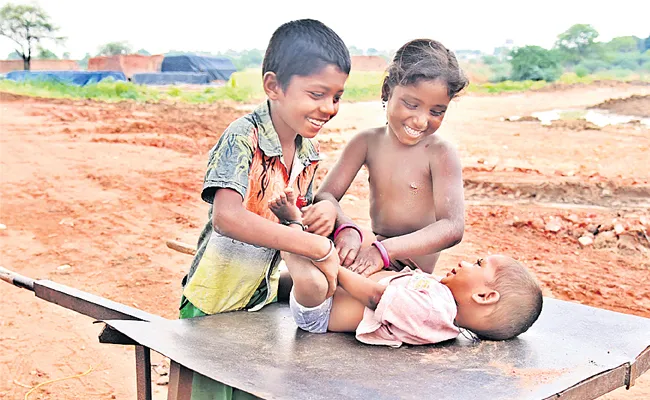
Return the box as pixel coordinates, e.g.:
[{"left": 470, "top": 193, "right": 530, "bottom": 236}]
[
  {"left": 262, "top": 19, "right": 350, "bottom": 138},
  {"left": 381, "top": 39, "right": 469, "bottom": 146},
  {"left": 440, "top": 255, "right": 543, "bottom": 341}
]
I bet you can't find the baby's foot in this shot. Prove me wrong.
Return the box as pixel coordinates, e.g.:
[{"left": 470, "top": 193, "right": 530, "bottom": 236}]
[{"left": 268, "top": 188, "right": 302, "bottom": 222}]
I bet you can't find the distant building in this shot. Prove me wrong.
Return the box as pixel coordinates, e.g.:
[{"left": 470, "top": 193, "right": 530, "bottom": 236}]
[
  {"left": 454, "top": 49, "right": 482, "bottom": 61},
  {"left": 493, "top": 39, "right": 516, "bottom": 60},
  {"left": 88, "top": 54, "right": 164, "bottom": 79},
  {"left": 351, "top": 55, "right": 388, "bottom": 72},
  {"left": 0, "top": 59, "right": 80, "bottom": 74}
]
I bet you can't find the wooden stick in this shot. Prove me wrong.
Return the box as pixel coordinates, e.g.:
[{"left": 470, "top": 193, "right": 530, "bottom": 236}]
[{"left": 166, "top": 240, "right": 196, "bottom": 256}]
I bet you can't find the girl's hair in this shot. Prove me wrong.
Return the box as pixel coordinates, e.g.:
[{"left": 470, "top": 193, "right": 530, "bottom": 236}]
[{"left": 381, "top": 39, "right": 469, "bottom": 102}]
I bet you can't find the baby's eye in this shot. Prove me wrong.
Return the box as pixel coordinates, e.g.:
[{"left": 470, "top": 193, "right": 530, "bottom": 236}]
[
  {"left": 430, "top": 110, "right": 444, "bottom": 117},
  {"left": 476, "top": 258, "right": 483, "bottom": 267},
  {"left": 309, "top": 92, "right": 324, "bottom": 99}
]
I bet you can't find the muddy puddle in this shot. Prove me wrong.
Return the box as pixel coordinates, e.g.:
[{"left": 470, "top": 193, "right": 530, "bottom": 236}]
[{"left": 531, "top": 108, "right": 650, "bottom": 127}]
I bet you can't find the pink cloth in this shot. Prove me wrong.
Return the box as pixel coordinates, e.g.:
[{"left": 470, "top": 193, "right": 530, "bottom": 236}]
[{"left": 356, "top": 269, "right": 460, "bottom": 348}]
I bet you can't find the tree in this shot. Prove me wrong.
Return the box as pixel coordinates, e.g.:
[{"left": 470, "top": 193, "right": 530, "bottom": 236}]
[
  {"left": 7, "top": 50, "right": 21, "bottom": 59},
  {"left": 348, "top": 45, "right": 363, "bottom": 56},
  {"left": 97, "top": 41, "right": 132, "bottom": 56},
  {"left": 62, "top": 51, "right": 70, "bottom": 59},
  {"left": 555, "top": 24, "right": 599, "bottom": 62},
  {"left": 481, "top": 55, "right": 500, "bottom": 65},
  {"left": 78, "top": 52, "right": 90, "bottom": 69},
  {"left": 510, "top": 46, "right": 561, "bottom": 82},
  {"left": 0, "top": 3, "right": 65, "bottom": 70},
  {"left": 606, "top": 36, "right": 638, "bottom": 54},
  {"left": 136, "top": 48, "right": 150, "bottom": 56},
  {"left": 37, "top": 46, "right": 58, "bottom": 59}
]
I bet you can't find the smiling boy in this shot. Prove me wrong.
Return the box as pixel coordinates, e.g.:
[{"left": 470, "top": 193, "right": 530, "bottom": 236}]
[{"left": 178, "top": 19, "right": 350, "bottom": 400}]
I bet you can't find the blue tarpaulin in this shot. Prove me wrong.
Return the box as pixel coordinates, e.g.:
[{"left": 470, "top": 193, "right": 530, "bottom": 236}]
[
  {"left": 161, "top": 55, "right": 236, "bottom": 81},
  {"left": 6, "top": 71, "right": 126, "bottom": 86},
  {"left": 132, "top": 72, "right": 211, "bottom": 85}
]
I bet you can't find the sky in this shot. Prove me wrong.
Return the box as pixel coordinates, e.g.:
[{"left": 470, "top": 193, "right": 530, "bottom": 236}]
[{"left": 1, "top": 0, "right": 649, "bottom": 59}]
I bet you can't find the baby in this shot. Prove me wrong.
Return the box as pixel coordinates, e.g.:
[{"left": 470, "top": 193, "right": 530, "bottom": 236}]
[{"left": 269, "top": 189, "right": 543, "bottom": 346}]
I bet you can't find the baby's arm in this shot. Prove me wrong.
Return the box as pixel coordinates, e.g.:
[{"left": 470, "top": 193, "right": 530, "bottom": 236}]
[
  {"left": 337, "top": 267, "right": 387, "bottom": 310},
  {"left": 314, "top": 131, "right": 370, "bottom": 265},
  {"left": 381, "top": 142, "right": 465, "bottom": 273}
]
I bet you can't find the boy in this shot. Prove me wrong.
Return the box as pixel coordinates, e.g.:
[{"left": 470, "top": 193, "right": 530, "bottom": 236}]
[
  {"left": 269, "top": 189, "right": 543, "bottom": 345},
  {"left": 179, "top": 19, "right": 350, "bottom": 399}
]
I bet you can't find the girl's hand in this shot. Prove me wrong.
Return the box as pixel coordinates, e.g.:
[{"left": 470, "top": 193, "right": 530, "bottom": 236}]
[
  {"left": 349, "top": 246, "right": 385, "bottom": 277},
  {"left": 334, "top": 228, "right": 362, "bottom": 267}
]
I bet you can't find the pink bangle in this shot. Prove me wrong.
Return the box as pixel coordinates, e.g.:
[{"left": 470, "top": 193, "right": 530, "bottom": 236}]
[
  {"left": 372, "top": 241, "right": 390, "bottom": 268},
  {"left": 333, "top": 223, "right": 363, "bottom": 242}
]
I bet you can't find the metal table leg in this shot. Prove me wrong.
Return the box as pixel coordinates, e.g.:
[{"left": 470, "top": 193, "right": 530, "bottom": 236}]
[
  {"left": 135, "top": 345, "right": 153, "bottom": 400},
  {"left": 167, "top": 360, "right": 193, "bottom": 400}
]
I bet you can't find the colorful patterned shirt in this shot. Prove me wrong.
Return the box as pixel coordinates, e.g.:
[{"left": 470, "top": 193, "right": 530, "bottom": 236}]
[{"left": 183, "top": 101, "right": 320, "bottom": 314}]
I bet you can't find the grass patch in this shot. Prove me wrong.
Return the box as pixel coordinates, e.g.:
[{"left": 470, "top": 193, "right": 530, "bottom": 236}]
[
  {"left": 467, "top": 80, "right": 547, "bottom": 94},
  {"left": 1, "top": 69, "right": 648, "bottom": 104}
]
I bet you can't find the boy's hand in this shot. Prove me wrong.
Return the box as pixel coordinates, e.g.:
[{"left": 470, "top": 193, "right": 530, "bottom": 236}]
[
  {"left": 349, "top": 246, "right": 385, "bottom": 277},
  {"left": 312, "top": 248, "right": 340, "bottom": 298},
  {"left": 302, "top": 201, "right": 337, "bottom": 237},
  {"left": 334, "top": 228, "right": 362, "bottom": 267}
]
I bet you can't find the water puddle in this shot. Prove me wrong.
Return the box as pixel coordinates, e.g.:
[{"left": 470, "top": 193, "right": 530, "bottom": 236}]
[{"left": 530, "top": 108, "right": 650, "bottom": 127}]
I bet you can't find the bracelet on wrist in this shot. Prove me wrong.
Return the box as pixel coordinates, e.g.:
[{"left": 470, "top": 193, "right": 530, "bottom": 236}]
[
  {"left": 371, "top": 240, "right": 390, "bottom": 268},
  {"left": 333, "top": 223, "right": 363, "bottom": 242},
  {"left": 282, "top": 220, "right": 306, "bottom": 231},
  {"left": 313, "top": 239, "right": 335, "bottom": 262}
]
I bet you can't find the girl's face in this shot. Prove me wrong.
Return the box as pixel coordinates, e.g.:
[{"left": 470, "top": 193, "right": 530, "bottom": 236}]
[{"left": 385, "top": 79, "right": 451, "bottom": 146}]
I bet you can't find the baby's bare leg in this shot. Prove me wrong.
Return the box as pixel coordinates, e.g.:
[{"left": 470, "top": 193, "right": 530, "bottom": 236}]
[
  {"left": 269, "top": 188, "right": 329, "bottom": 307},
  {"left": 268, "top": 188, "right": 301, "bottom": 223},
  {"left": 282, "top": 251, "right": 329, "bottom": 307}
]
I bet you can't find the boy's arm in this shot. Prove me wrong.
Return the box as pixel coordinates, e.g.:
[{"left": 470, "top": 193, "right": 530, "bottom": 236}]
[
  {"left": 212, "top": 189, "right": 333, "bottom": 261},
  {"left": 337, "top": 266, "right": 387, "bottom": 310},
  {"left": 381, "top": 142, "right": 465, "bottom": 273},
  {"left": 213, "top": 189, "right": 340, "bottom": 297}
]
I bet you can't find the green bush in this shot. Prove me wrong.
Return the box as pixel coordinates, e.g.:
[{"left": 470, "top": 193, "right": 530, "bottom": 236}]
[
  {"left": 488, "top": 63, "right": 511, "bottom": 83},
  {"left": 510, "top": 46, "right": 562, "bottom": 82},
  {"left": 167, "top": 87, "right": 181, "bottom": 97},
  {"left": 574, "top": 65, "right": 589, "bottom": 78},
  {"left": 579, "top": 59, "right": 609, "bottom": 72},
  {"left": 612, "top": 53, "right": 642, "bottom": 70}
]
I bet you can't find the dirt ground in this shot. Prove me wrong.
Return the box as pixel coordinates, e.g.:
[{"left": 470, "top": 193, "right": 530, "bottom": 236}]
[
  {"left": 1, "top": 83, "right": 649, "bottom": 399},
  {"left": 591, "top": 94, "right": 650, "bottom": 118}
]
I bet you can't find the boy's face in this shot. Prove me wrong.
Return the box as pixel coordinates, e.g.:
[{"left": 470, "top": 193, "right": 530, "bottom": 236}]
[
  {"left": 385, "top": 79, "right": 451, "bottom": 146},
  {"left": 272, "top": 64, "right": 348, "bottom": 138}
]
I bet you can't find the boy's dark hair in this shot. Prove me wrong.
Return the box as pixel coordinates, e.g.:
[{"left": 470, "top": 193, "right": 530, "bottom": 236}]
[
  {"left": 474, "top": 257, "right": 543, "bottom": 341},
  {"left": 263, "top": 19, "right": 351, "bottom": 89},
  {"left": 381, "top": 39, "right": 469, "bottom": 102}
]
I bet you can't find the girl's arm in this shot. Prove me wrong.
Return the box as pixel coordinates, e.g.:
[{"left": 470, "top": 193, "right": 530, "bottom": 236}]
[
  {"left": 314, "top": 130, "right": 369, "bottom": 228},
  {"left": 313, "top": 131, "right": 371, "bottom": 265},
  {"left": 336, "top": 266, "right": 387, "bottom": 310},
  {"left": 381, "top": 142, "right": 465, "bottom": 272}
]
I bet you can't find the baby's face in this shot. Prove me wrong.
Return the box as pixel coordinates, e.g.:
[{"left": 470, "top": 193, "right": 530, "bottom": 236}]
[
  {"left": 440, "top": 256, "right": 499, "bottom": 300},
  {"left": 442, "top": 256, "right": 509, "bottom": 329}
]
